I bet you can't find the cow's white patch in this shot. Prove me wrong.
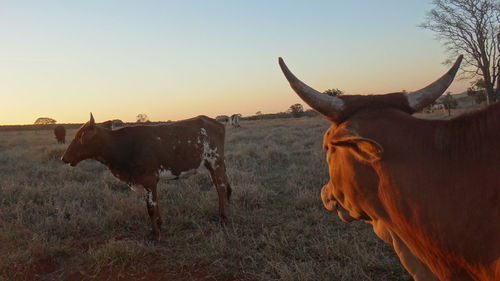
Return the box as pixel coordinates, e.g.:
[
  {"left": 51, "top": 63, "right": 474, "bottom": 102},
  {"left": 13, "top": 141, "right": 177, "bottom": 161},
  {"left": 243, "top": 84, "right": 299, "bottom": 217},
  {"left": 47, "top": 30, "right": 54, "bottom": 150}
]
[
  {"left": 178, "top": 168, "right": 198, "bottom": 178},
  {"left": 158, "top": 167, "right": 201, "bottom": 180},
  {"left": 146, "top": 190, "right": 156, "bottom": 206},
  {"left": 158, "top": 169, "right": 178, "bottom": 180},
  {"left": 200, "top": 128, "right": 207, "bottom": 135},
  {"left": 187, "top": 140, "right": 191, "bottom": 144},
  {"left": 129, "top": 184, "right": 145, "bottom": 193},
  {"left": 157, "top": 137, "right": 161, "bottom": 141},
  {"left": 202, "top": 140, "right": 219, "bottom": 168}
]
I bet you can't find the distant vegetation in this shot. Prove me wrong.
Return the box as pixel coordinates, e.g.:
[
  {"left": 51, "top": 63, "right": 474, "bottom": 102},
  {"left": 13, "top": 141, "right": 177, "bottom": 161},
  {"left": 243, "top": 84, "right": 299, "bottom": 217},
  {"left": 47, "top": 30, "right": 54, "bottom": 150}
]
[
  {"left": 34, "top": 117, "right": 56, "bottom": 125},
  {"left": 467, "top": 78, "right": 488, "bottom": 104},
  {"left": 323, "top": 88, "right": 344, "bottom": 96},
  {"left": 288, "top": 103, "right": 305, "bottom": 118},
  {"left": 0, "top": 123, "right": 82, "bottom": 132},
  {"left": 2, "top": 94, "right": 482, "bottom": 132},
  {"left": 136, "top": 113, "right": 150, "bottom": 123},
  {"left": 243, "top": 104, "right": 318, "bottom": 121}
]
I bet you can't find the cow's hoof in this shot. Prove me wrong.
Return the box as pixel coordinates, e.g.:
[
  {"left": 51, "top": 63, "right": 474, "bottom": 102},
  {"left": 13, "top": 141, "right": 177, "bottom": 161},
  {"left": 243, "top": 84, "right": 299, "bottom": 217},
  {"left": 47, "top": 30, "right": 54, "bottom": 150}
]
[
  {"left": 145, "top": 239, "right": 158, "bottom": 246},
  {"left": 146, "top": 232, "right": 160, "bottom": 244},
  {"left": 210, "top": 215, "right": 228, "bottom": 225}
]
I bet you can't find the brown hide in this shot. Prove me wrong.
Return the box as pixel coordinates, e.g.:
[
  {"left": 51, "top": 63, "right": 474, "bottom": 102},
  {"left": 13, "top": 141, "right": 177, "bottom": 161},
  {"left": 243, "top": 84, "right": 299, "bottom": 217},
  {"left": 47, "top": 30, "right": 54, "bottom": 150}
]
[
  {"left": 53, "top": 125, "right": 66, "bottom": 144},
  {"left": 321, "top": 103, "right": 500, "bottom": 281},
  {"left": 61, "top": 115, "right": 231, "bottom": 241}
]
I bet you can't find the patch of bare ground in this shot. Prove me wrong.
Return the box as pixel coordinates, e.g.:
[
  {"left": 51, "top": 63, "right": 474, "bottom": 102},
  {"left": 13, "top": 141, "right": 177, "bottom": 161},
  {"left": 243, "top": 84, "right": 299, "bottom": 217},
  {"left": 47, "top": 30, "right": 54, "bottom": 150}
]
[{"left": 0, "top": 116, "right": 410, "bottom": 281}]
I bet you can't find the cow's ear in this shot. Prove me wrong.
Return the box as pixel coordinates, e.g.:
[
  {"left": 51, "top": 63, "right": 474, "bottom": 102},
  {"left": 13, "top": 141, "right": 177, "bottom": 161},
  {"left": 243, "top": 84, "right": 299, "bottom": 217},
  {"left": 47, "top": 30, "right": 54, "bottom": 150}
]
[
  {"left": 88, "top": 113, "right": 95, "bottom": 129},
  {"left": 330, "top": 131, "right": 383, "bottom": 163}
]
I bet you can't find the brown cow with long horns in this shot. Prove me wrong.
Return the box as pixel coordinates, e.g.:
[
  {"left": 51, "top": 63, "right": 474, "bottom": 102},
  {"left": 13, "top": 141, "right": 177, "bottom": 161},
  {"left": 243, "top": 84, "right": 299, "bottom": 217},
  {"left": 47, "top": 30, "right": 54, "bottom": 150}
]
[
  {"left": 279, "top": 55, "right": 499, "bottom": 281},
  {"left": 61, "top": 114, "right": 231, "bottom": 242}
]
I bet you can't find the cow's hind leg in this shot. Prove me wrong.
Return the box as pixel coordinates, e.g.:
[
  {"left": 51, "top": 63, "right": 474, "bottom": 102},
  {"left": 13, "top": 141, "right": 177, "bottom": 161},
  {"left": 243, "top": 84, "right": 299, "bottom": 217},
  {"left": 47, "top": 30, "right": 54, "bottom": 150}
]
[
  {"left": 144, "top": 186, "right": 162, "bottom": 242},
  {"left": 205, "top": 161, "right": 230, "bottom": 221}
]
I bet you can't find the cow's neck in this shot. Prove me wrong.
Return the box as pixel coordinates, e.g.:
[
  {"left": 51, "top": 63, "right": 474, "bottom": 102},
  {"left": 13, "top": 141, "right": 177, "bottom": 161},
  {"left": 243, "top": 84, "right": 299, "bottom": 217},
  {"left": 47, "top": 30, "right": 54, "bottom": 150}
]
[
  {"left": 95, "top": 129, "right": 153, "bottom": 186},
  {"left": 94, "top": 130, "right": 127, "bottom": 169}
]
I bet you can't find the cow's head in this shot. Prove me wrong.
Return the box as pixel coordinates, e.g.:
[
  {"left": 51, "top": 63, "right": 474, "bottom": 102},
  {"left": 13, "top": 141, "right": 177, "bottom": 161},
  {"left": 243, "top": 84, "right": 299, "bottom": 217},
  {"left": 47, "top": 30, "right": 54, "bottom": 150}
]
[
  {"left": 61, "top": 113, "right": 108, "bottom": 166},
  {"left": 279, "top": 56, "right": 462, "bottom": 222}
]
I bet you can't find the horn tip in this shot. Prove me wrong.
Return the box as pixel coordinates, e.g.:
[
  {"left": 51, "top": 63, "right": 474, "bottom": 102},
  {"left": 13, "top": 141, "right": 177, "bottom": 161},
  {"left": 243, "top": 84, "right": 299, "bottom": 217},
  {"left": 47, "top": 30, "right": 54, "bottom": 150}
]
[
  {"left": 446, "top": 55, "right": 463, "bottom": 77},
  {"left": 278, "top": 57, "right": 292, "bottom": 78},
  {"left": 278, "top": 57, "right": 286, "bottom": 68}
]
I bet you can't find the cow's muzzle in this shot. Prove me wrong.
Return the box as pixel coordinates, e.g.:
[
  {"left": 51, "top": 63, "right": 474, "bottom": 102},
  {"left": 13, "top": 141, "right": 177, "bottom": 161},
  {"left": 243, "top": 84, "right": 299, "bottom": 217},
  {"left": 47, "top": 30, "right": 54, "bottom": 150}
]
[
  {"left": 60, "top": 155, "right": 76, "bottom": 166},
  {"left": 321, "top": 184, "right": 337, "bottom": 211},
  {"left": 321, "top": 184, "right": 357, "bottom": 223}
]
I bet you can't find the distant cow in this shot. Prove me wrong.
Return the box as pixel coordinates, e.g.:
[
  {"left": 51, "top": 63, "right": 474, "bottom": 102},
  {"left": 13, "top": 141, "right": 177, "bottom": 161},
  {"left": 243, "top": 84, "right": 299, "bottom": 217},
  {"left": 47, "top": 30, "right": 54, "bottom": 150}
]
[
  {"left": 61, "top": 114, "right": 232, "bottom": 241},
  {"left": 229, "top": 114, "right": 241, "bottom": 127},
  {"left": 53, "top": 125, "right": 66, "bottom": 144},
  {"left": 279, "top": 55, "right": 499, "bottom": 280},
  {"left": 215, "top": 115, "right": 230, "bottom": 123},
  {"left": 430, "top": 103, "right": 445, "bottom": 113},
  {"left": 99, "top": 120, "right": 115, "bottom": 130}
]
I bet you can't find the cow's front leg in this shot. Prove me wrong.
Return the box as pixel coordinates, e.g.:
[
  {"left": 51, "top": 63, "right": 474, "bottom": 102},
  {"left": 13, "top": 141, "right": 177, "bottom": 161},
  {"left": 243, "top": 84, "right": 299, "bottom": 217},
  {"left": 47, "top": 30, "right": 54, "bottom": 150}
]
[{"left": 144, "top": 186, "right": 161, "bottom": 242}]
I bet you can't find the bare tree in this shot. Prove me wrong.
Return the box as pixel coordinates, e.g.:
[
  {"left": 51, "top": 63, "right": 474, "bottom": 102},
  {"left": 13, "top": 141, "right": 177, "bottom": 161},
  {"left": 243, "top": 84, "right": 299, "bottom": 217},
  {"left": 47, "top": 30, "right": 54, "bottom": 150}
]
[{"left": 420, "top": 0, "right": 499, "bottom": 103}]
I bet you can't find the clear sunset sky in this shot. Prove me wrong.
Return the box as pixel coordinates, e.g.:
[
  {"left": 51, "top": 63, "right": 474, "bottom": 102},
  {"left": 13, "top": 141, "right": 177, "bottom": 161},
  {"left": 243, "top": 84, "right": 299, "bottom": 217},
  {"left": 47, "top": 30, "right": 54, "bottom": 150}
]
[{"left": 0, "top": 1, "right": 470, "bottom": 125}]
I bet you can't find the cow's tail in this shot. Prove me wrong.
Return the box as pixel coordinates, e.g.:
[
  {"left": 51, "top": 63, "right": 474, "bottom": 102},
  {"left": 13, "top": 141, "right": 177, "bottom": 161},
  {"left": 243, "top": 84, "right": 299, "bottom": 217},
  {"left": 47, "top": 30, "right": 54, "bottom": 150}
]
[{"left": 226, "top": 183, "right": 232, "bottom": 203}]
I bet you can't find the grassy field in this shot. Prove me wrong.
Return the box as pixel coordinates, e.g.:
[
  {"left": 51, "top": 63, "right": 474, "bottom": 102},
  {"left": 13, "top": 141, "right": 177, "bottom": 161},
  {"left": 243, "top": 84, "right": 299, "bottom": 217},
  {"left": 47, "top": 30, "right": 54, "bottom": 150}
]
[{"left": 0, "top": 115, "right": 417, "bottom": 281}]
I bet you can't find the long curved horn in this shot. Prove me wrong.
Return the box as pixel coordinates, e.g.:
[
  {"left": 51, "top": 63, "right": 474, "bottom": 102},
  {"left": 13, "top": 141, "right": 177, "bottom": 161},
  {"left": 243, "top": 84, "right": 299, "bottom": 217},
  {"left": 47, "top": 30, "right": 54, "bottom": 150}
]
[
  {"left": 406, "top": 55, "right": 463, "bottom": 111},
  {"left": 279, "top": 57, "right": 345, "bottom": 119}
]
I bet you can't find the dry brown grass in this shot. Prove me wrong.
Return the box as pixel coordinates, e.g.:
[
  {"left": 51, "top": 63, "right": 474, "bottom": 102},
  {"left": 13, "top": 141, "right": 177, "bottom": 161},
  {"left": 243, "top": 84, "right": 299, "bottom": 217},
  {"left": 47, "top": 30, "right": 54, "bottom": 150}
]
[{"left": 0, "top": 116, "right": 411, "bottom": 281}]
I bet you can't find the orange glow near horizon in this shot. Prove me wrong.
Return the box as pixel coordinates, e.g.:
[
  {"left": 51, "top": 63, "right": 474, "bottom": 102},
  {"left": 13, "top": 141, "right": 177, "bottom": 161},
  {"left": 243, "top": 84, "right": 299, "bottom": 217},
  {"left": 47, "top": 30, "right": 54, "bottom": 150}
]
[{"left": 0, "top": 1, "right": 474, "bottom": 126}]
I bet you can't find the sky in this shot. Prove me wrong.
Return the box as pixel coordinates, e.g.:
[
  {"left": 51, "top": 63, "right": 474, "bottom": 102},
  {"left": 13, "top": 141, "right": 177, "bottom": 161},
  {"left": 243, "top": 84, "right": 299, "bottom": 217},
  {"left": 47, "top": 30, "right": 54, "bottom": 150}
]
[{"left": 0, "top": 0, "right": 471, "bottom": 125}]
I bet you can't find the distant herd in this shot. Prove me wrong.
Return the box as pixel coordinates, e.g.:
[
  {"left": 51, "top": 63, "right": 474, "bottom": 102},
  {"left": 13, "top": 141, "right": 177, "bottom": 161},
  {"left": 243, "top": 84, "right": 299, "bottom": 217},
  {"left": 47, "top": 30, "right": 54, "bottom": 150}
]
[{"left": 48, "top": 56, "right": 498, "bottom": 281}]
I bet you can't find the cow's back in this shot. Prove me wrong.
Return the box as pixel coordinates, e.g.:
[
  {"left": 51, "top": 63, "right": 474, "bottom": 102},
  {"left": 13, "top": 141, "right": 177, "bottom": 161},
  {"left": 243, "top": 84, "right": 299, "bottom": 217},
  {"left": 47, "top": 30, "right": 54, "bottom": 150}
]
[{"left": 111, "top": 116, "right": 225, "bottom": 178}]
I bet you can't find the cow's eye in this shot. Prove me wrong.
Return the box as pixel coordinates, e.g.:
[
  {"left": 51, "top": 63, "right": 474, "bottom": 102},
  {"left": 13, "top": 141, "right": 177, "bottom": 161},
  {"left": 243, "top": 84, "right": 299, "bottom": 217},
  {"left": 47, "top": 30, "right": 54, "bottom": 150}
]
[
  {"left": 324, "top": 144, "right": 336, "bottom": 152},
  {"left": 328, "top": 142, "right": 337, "bottom": 152}
]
